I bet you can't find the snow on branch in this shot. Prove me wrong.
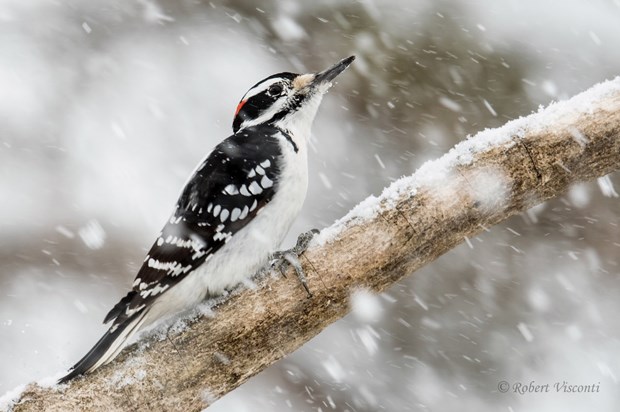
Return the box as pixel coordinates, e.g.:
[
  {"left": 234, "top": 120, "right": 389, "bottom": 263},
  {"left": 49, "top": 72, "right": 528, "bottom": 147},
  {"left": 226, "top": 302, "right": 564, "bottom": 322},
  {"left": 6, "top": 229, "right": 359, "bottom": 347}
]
[
  {"left": 315, "top": 76, "right": 620, "bottom": 245},
  {"left": 5, "top": 77, "right": 620, "bottom": 412}
]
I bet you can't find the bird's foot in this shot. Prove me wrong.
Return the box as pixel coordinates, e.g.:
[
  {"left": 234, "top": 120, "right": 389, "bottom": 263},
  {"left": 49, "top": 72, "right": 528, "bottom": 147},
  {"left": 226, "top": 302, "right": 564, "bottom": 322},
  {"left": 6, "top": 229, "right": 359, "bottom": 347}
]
[{"left": 269, "top": 229, "right": 319, "bottom": 298}]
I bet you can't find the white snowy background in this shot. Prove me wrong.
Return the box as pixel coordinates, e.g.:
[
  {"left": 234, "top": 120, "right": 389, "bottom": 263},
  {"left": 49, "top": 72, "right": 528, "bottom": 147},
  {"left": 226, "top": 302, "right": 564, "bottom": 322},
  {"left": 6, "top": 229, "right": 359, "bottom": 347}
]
[{"left": 1, "top": 0, "right": 620, "bottom": 410}]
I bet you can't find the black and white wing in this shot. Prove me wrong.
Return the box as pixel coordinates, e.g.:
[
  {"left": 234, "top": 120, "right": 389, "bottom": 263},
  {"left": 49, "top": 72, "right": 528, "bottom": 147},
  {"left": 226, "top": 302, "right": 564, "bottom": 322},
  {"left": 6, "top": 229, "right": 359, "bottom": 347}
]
[
  {"left": 59, "top": 126, "right": 285, "bottom": 383},
  {"left": 107, "top": 126, "right": 284, "bottom": 327}
]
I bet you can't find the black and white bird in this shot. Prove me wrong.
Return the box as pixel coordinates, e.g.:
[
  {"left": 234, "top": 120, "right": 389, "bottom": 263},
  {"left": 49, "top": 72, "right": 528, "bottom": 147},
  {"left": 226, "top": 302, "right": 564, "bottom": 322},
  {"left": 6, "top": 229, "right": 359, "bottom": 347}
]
[{"left": 58, "top": 55, "right": 355, "bottom": 383}]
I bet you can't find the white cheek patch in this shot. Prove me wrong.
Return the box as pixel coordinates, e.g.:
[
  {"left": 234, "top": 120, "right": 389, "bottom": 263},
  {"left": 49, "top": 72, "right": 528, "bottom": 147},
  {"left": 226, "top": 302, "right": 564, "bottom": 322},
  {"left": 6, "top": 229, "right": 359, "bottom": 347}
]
[{"left": 240, "top": 96, "right": 288, "bottom": 130}]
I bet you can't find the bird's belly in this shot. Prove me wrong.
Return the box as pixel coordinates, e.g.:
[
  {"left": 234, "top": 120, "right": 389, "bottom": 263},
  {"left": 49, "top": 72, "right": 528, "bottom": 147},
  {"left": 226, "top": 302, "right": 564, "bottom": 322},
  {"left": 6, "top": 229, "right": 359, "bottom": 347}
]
[{"left": 198, "top": 187, "right": 306, "bottom": 294}]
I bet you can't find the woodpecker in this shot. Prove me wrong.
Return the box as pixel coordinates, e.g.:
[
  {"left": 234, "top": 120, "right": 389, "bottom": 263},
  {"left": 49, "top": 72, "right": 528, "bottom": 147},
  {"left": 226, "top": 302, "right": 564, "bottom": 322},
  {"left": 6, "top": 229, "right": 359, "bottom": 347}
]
[{"left": 58, "top": 55, "right": 355, "bottom": 383}]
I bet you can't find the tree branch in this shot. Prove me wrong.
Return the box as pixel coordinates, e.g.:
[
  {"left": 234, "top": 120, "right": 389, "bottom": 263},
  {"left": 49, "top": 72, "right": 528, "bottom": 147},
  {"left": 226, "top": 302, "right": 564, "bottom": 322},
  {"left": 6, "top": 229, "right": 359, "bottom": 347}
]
[{"left": 7, "top": 78, "right": 620, "bottom": 412}]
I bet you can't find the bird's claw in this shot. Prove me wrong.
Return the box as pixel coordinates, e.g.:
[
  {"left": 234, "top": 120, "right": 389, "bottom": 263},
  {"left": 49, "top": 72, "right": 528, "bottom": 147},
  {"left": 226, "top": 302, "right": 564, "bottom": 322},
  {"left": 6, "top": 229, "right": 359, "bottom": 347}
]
[{"left": 270, "top": 229, "right": 318, "bottom": 298}]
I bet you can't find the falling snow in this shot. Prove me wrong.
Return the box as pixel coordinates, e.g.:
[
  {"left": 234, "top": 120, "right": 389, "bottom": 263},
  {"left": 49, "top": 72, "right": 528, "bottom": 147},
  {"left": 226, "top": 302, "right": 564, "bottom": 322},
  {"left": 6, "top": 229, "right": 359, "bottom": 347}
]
[
  {"left": 597, "top": 175, "right": 619, "bottom": 198},
  {"left": 517, "top": 322, "right": 534, "bottom": 342},
  {"left": 78, "top": 219, "right": 106, "bottom": 250},
  {"left": 2, "top": 3, "right": 620, "bottom": 412},
  {"left": 81, "top": 22, "right": 92, "bottom": 34},
  {"left": 350, "top": 289, "right": 383, "bottom": 323}
]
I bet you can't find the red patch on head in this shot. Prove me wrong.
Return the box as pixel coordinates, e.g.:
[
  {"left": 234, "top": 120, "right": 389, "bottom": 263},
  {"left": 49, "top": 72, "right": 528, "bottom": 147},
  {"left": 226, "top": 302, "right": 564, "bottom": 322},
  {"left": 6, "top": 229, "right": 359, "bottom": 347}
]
[{"left": 235, "top": 99, "right": 247, "bottom": 117}]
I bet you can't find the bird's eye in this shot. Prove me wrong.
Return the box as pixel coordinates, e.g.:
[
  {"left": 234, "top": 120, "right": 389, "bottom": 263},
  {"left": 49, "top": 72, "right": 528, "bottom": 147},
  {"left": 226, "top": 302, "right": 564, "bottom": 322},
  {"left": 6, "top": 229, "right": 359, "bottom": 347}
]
[{"left": 268, "top": 84, "right": 284, "bottom": 96}]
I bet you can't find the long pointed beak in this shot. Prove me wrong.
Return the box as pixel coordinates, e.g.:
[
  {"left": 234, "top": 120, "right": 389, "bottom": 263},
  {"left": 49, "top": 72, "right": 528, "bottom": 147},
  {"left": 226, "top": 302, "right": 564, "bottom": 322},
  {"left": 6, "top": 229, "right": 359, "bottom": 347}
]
[{"left": 312, "top": 55, "right": 355, "bottom": 85}]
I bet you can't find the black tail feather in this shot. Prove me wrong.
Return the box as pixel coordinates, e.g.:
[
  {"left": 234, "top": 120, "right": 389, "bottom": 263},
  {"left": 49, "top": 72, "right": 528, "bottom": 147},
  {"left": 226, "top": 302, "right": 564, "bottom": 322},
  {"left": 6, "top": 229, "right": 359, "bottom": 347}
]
[
  {"left": 103, "top": 291, "right": 137, "bottom": 324},
  {"left": 58, "top": 311, "right": 145, "bottom": 384}
]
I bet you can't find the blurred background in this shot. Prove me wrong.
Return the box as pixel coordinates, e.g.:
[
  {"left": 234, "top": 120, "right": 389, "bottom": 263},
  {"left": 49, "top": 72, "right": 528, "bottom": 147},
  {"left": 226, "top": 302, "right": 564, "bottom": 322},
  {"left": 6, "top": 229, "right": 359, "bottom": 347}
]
[{"left": 1, "top": 0, "right": 620, "bottom": 410}]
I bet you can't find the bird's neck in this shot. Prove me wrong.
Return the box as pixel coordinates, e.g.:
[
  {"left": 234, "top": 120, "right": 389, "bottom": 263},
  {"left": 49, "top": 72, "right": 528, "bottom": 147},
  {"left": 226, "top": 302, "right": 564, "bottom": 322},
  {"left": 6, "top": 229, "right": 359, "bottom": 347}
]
[{"left": 274, "top": 93, "right": 324, "bottom": 146}]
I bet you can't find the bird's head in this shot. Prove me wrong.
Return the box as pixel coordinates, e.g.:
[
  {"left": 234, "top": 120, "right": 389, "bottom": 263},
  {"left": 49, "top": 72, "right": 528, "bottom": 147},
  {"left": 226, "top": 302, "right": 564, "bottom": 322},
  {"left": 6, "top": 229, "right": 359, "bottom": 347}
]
[{"left": 232, "top": 56, "right": 355, "bottom": 136}]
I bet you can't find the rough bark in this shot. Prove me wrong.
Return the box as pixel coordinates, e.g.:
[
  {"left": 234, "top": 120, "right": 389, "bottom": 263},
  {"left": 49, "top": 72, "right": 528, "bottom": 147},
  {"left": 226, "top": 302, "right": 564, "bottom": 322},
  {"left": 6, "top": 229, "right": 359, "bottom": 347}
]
[{"left": 6, "top": 78, "right": 620, "bottom": 411}]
